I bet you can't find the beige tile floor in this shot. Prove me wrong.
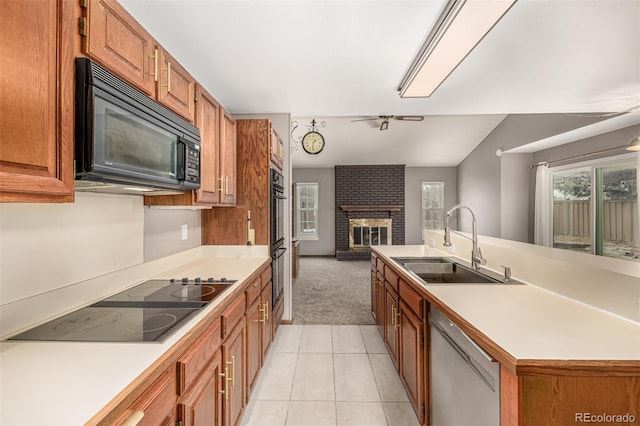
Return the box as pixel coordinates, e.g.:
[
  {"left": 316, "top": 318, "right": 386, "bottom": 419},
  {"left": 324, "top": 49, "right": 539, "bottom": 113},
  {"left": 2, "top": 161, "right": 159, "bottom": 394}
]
[{"left": 241, "top": 325, "right": 420, "bottom": 426}]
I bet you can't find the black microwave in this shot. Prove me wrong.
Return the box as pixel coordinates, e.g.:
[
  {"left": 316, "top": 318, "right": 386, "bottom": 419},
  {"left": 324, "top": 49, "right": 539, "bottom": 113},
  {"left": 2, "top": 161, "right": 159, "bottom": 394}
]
[{"left": 75, "top": 58, "right": 200, "bottom": 195}]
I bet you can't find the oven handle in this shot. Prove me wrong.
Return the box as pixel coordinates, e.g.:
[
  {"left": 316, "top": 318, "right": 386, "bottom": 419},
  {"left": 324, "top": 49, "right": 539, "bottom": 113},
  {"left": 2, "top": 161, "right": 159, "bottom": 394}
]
[{"left": 272, "top": 247, "right": 287, "bottom": 258}]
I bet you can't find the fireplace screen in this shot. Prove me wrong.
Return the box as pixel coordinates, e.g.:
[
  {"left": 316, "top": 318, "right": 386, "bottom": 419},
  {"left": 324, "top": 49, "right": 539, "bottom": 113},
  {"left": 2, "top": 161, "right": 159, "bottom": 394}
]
[{"left": 349, "top": 219, "right": 392, "bottom": 248}]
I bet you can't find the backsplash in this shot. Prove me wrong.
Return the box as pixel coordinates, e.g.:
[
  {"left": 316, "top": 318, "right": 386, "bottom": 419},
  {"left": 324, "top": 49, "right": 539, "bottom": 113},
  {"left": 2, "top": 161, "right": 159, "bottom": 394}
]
[{"left": 0, "top": 192, "right": 202, "bottom": 338}]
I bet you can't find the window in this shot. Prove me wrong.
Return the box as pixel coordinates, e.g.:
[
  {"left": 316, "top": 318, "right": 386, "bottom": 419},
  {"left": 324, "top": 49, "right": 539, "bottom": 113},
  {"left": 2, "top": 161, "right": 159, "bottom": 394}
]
[
  {"left": 549, "top": 154, "right": 639, "bottom": 261},
  {"left": 296, "top": 182, "right": 318, "bottom": 240},
  {"left": 422, "top": 182, "right": 445, "bottom": 237}
]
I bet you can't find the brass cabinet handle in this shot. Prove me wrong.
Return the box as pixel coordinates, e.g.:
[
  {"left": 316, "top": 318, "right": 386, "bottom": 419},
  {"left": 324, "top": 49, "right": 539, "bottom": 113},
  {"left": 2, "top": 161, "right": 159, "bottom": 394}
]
[
  {"left": 149, "top": 48, "right": 158, "bottom": 81},
  {"left": 391, "top": 305, "right": 396, "bottom": 326},
  {"left": 121, "top": 410, "right": 144, "bottom": 426},
  {"left": 395, "top": 305, "right": 401, "bottom": 329},
  {"left": 218, "top": 176, "right": 225, "bottom": 194},
  {"left": 226, "top": 176, "right": 229, "bottom": 194},
  {"left": 258, "top": 304, "right": 265, "bottom": 323},
  {"left": 167, "top": 62, "right": 171, "bottom": 92},
  {"left": 264, "top": 302, "right": 269, "bottom": 322},
  {"left": 161, "top": 61, "right": 171, "bottom": 92},
  {"left": 226, "top": 356, "right": 235, "bottom": 387},
  {"left": 219, "top": 368, "right": 228, "bottom": 400}
]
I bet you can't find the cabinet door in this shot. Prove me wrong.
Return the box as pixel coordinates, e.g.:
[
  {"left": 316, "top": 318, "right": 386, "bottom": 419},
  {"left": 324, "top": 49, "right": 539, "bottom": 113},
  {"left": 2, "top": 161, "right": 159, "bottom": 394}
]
[
  {"left": 376, "top": 272, "right": 385, "bottom": 335},
  {"left": 195, "top": 87, "right": 222, "bottom": 205},
  {"left": 157, "top": 48, "right": 196, "bottom": 122},
  {"left": 83, "top": 0, "right": 156, "bottom": 96},
  {"left": 222, "top": 324, "right": 245, "bottom": 426},
  {"left": 399, "top": 300, "right": 425, "bottom": 424},
  {"left": 385, "top": 285, "right": 399, "bottom": 368},
  {"left": 0, "top": 0, "right": 74, "bottom": 202},
  {"left": 370, "top": 268, "right": 378, "bottom": 322},
  {"left": 219, "top": 109, "right": 237, "bottom": 205},
  {"left": 178, "top": 350, "right": 224, "bottom": 426},
  {"left": 245, "top": 295, "right": 262, "bottom": 395},
  {"left": 261, "top": 282, "right": 273, "bottom": 359}
]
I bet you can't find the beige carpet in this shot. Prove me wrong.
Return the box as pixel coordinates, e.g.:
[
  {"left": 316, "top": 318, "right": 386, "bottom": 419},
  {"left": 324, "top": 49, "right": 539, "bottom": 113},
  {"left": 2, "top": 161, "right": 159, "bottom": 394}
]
[{"left": 292, "top": 257, "right": 375, "bottom": 325}]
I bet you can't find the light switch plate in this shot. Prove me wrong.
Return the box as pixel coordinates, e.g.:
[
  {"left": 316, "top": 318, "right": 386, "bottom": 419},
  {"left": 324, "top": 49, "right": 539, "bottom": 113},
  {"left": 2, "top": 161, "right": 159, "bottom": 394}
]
[
  {"left": 181, "top": 224, "right": 188, "bottom": 240},
  {"left": 447, "top": 243, "right": 455, "bottom": 254}
]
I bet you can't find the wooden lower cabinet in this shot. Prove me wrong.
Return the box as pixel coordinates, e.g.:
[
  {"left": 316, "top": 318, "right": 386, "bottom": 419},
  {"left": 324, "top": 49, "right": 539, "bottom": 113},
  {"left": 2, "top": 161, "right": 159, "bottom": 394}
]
[
  {"left": 384, "top": 283, "right": 400, "bottom": 368},
  {"left": 399, "top": 299, "right": 425, "bottom": 424},
  {"left": 222, "top": 321, "right": 245, "bottom": 426},
  {"left": 246, "top": 277, "right": 273, "bottom": 397},
  {"left": 177, "top": 350, "right": 224, "bottom": 426}
]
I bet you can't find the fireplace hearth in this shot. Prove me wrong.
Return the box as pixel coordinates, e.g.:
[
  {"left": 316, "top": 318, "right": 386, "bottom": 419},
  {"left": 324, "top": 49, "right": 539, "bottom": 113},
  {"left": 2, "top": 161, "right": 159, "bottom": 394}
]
[{"left": 349, "top": 219, "right": 392, "bottom": 248}]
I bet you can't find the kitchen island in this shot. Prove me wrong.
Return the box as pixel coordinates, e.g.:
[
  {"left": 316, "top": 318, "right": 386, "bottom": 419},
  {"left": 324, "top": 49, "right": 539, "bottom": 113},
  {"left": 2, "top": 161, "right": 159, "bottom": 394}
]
[
  {"left": 0, "top": 246, "right": 271, "bottom": 426},
  {"left": 372, "top": 235, "right": 640, "bottom": 426}
]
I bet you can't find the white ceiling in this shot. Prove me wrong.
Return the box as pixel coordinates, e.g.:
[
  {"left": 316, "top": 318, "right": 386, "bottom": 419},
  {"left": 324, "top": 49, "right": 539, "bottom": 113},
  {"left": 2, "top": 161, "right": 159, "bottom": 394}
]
[{"left": 120, "top": 0, "right": 640, "bottom": 166}]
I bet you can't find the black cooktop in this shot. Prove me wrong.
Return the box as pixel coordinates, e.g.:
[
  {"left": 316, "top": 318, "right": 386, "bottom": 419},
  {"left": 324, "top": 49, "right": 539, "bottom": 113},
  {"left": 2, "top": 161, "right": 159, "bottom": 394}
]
[{"left": 9, "top": 278, "right": 235, "bottom": 343}]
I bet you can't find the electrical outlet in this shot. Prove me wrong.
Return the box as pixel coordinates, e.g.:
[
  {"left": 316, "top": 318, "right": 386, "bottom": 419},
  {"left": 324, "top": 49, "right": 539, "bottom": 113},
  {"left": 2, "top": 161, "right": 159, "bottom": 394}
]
[
  {"left": 447, "top": 243, "right": 456, "bottom": 254},
  {"left": 181, "top": 224, "right": 188, "bottom": 241},
  {"left": 428, "top": 239, "right": 436, "bottom": 248}
]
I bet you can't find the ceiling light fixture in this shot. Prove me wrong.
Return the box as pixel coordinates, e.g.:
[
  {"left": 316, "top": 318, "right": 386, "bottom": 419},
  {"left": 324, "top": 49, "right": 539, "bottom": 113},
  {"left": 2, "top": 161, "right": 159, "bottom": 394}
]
[
  {"left": 627, "top": 136, "right": 640, "bottom": 151},
  {"left": 398, "top": 0, "right": 517, "bottom": 98}
]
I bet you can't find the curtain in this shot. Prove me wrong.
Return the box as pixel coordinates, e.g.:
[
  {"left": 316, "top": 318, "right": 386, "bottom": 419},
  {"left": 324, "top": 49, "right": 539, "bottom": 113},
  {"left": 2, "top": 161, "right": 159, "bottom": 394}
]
[{"left": 534, "top": 164, "right": 552, "bottom": 246}]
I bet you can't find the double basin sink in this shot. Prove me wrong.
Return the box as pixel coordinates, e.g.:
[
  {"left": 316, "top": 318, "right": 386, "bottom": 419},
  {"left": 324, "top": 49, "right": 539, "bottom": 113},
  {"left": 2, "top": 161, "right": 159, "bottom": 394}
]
[{"left": 392, "top": 257, "right": 523, "bottom": 285}]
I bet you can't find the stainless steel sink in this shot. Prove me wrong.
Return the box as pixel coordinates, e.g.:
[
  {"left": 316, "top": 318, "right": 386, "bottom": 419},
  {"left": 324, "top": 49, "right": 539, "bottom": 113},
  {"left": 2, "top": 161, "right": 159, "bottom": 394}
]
[{"left": 392, "top": 257, "right": 507, "bottom": 284}]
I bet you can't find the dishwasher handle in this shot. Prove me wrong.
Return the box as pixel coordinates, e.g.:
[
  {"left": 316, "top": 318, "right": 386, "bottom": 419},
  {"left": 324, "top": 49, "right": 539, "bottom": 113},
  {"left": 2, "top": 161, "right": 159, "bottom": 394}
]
[{"left": 429, "top": 318, "right": 497, "bottom": 393}]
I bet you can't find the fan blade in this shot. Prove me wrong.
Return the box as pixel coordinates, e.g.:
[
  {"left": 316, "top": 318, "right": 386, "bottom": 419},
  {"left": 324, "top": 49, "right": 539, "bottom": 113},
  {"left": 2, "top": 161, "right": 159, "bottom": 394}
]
[
  {"left": 394, "top": 116, "right": 424, "bottom": 121},
  {"left": 350, "top": 117, "right": 379, "bottom": 122}
]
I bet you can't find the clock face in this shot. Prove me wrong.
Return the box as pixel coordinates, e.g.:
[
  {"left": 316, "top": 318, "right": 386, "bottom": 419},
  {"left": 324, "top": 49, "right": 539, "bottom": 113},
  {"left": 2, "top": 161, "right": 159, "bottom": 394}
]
[{"left": 302, "top": 131, "right": 325, "bottom": 155}]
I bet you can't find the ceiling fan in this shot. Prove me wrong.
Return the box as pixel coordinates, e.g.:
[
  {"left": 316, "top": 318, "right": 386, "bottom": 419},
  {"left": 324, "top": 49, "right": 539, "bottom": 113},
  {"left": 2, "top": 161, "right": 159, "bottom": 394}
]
[{"left": 350, "top": 115, "right": 424, "bottom": 131}]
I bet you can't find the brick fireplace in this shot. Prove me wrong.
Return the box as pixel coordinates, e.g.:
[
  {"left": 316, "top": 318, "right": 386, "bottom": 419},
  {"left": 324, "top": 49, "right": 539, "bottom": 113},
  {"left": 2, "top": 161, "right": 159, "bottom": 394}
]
[{"left": 335, "top": 165, "right": 405, "bottom": 260}]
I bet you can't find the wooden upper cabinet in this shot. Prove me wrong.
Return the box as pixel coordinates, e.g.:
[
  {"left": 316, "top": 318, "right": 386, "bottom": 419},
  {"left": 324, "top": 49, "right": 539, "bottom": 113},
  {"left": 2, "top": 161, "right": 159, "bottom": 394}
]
[
  {"left": 82, "top": 0, "right": 196, "bottom": 122},
  {"left": 194, "top": 87, "right": 222, "bottom": 205},
  {"left": 144, "top": 88, "right": 235, "bottom": 208},
  {"left": 0, "top": 0, "right": 75, "bottom": 203},
  {"left": 157, "top": 48, "right": 196, "bottom": 122},
  {"left": 83, "top": 0, "right": 156, "bottom": 96},
  {"left": 219, "top": 108, "right": 237, "bottom": 206}
]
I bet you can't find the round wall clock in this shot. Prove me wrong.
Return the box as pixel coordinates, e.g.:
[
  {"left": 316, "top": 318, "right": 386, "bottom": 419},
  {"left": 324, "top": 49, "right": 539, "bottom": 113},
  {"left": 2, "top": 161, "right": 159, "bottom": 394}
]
[{"left": 301, "top": 131, "right": 325, "bottom": 155}]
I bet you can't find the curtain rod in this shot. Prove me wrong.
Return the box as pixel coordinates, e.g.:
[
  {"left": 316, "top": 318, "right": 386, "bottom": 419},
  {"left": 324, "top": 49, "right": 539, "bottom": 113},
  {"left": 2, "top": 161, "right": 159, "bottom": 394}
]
[{"left": 528, "top": 144, "right": 630, "bottom": 169}]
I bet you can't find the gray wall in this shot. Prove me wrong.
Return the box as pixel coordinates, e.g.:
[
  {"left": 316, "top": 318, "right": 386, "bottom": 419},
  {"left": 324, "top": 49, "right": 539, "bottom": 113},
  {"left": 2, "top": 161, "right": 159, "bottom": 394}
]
[
  {"left": 500, "top": 153, "right": 534, "bottom": 242},
  {"left": 457, "top": 114, "right": 608, "bottom": 238},
  {"left": 405, "top": 167, "right": 458, "bottom": 244},
  {"left": 292, "top": 166, "right": 459, "bottom": 253},
  {"left": 292, "top": 168, "right": 335, "bottom": 255},
  {"left": 144, "top": 208, "right": 202, "bottom": 261}
]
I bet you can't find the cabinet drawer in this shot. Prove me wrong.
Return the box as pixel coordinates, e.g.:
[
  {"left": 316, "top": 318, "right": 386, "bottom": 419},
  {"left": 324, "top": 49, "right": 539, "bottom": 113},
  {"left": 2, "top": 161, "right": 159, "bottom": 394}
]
[
  {"left": 260, "top": 265, "right": 272, "bottom": 288},
  {"left": 376, "top": 258, "right": 385, "bottom": 274},
  {"left": 245, "top": 277, "right": 262, "bottom": 308},
  {"left": 222, "top": 294, "right": 245, "bottom": 338},
  {"left": 399, "top": 278, "right": 423, "bottom": 319},
  {"left": 176, "top": 319, "right": 222, "bottom": 396},
  {"left": 371, "top": 254, "right": 378, "bottom": 269},
  {"left": 116, "top": 368, "right": 176, "bottom": 426},
  {"left": 384, "top": 266, "right": 399, "bottom": 292}
]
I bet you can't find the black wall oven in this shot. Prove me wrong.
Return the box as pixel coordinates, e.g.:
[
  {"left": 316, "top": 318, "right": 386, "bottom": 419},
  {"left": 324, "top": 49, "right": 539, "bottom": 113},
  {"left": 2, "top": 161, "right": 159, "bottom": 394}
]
[{"left": 270, "top": 168, "right": 286, "bottom": 306}]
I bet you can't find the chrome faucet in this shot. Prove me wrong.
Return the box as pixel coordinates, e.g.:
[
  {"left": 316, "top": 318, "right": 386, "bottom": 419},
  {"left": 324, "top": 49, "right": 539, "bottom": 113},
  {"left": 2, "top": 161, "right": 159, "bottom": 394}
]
[{"left": 443, "top": 204, "right": 487, "bottom": 270}]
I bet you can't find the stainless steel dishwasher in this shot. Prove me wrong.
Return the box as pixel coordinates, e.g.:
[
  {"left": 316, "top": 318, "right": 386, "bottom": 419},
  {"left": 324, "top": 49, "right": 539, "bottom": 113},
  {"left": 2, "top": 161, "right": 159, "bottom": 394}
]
[{"left": 429, "top": 306, "right": 500, "bottom": 426}]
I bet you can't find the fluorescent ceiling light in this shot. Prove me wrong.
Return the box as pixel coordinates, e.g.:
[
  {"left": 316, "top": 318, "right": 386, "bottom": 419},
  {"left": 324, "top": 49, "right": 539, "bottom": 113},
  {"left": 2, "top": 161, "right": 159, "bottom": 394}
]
[
  {"left": 399, "top": 0, "right": 517, "bottom": 98},
  {"left": 627, "top": 136, "right": 640, "bottom": 151}
]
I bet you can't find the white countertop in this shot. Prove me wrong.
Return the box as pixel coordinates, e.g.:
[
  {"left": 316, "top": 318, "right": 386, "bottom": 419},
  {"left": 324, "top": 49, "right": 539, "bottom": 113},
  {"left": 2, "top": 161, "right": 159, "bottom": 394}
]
[
  {"left": 0, "top": 250, "right": 269, "bottom": 426},
  {"left": 374, "top": 245, "right": 640, "bottom": 361}
]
